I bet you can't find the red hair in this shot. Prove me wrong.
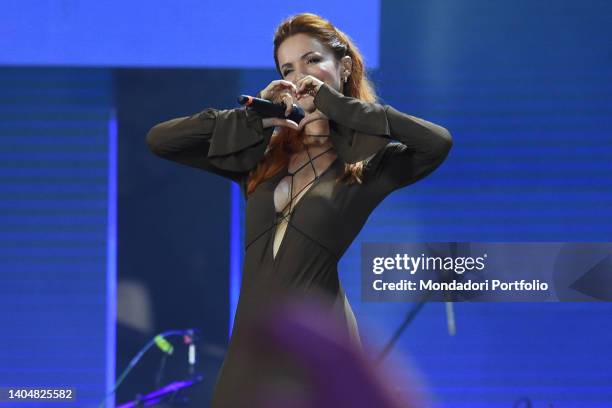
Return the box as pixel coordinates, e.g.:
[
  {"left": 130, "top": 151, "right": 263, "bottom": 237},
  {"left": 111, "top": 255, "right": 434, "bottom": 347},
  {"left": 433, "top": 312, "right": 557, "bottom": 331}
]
[{"left": 246, "top": 13, "right": 380, "bottom": 197}]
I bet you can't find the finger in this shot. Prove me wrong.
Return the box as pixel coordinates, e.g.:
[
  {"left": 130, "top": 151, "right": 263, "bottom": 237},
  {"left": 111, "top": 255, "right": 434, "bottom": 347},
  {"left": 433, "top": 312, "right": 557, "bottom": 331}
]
[
  {"left": 276, "top": 118, "right": 298, "bottom": 130},
  {"left": 270, "top": 118, "right": 298, "bottom": 130},
  {"left": 297, "top": 117, "right": 312, "bottom": 131},
  {"left": 277, "top": 79, "right": 298, "bottom": 90},
  {"left": 274, "top": 80, "right": 298, "bottom": 95},
  {"left": 281, "top": 93, "right": 293, "bottom": 116},
  {"left": 280, "top": 118, "right": 298, "bottom": 130},
  {"left": 298, "top": 112, "right": 326, "bottom": 131},
  {"left": 296, "top": 78, "right": 309, "bottom": 95},
  {"left": 294, "top": 76, "right": 304, "bottom": 92},
  {"left": 263, "top": 81, "right": 296, "bottom": 101},
  {"left": 299, "top": 85, "right": 314, "bottom": 98},
  {"left": 285, "top": 119, "right": 299, "bottom": 129},
  {"left": 275, "top": 90, "right": 290, "bottom": 104},
  {"left": 298, "top": 76, "right": 313, "bottom": 93}
]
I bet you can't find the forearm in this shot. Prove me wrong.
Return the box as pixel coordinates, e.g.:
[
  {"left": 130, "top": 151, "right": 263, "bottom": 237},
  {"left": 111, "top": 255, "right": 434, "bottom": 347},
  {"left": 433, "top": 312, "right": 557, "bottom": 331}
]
[
  {"left": 313, "top": 83, "right": 453, "bottom": 162},
  {"left": 384, "top": 106, "right": 453, "bottom": 163}
]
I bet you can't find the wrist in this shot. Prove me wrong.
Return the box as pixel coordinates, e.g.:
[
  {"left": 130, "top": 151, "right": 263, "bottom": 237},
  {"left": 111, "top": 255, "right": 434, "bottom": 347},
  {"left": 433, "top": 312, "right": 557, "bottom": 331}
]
[
  {"left": 313, "top": 82, "right": 340, "bottom": 118},
  {"left": 313, "top": 82, "right": 327, "bottom": 101}
]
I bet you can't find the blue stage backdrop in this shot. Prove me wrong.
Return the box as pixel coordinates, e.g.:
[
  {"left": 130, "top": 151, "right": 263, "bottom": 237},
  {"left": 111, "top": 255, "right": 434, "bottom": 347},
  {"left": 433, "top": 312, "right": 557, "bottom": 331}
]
[
  {"left": 338, "top": 1, "right": 612, "bottom": 407},
  {"left": 0, "top": 68, "right": 115, "bottom": 407},
  {"left": 0, "top": 0, "right": 379, "bottom": 69}
]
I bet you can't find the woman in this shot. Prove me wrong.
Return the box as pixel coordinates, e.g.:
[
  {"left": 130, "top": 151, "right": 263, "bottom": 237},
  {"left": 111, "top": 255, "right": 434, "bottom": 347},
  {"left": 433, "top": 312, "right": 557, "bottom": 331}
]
[{"left": 146, "top": 12, "right": 452, "bottom": 408}]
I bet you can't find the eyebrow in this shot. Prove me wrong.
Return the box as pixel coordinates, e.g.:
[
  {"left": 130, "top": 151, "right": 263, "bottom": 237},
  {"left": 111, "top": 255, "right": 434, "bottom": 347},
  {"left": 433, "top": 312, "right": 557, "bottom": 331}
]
[{"left": 280, "top": 51, "right": 318, "bottom": 71}]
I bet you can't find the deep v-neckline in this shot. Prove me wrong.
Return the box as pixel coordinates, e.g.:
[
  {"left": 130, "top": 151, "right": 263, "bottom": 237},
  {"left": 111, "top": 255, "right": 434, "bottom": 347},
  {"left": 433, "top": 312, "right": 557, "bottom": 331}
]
[
  {"left": 274, "top": 155, "right": 339, "bottom": 218},
  {"left": 270, "top": 156, "right": 339, "bottom": 262}
]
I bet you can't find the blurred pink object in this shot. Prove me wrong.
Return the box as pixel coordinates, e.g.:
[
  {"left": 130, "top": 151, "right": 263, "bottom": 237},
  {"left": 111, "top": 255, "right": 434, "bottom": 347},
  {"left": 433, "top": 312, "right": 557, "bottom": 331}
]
[{"left": 250, "top": 291, "right": 426, "bottom": 408}]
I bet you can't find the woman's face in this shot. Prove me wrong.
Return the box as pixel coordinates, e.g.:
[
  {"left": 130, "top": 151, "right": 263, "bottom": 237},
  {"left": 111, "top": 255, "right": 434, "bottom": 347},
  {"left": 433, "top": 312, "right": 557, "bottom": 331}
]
[{"left": 277, "top": 33, "right": 344, "bottom": 111}]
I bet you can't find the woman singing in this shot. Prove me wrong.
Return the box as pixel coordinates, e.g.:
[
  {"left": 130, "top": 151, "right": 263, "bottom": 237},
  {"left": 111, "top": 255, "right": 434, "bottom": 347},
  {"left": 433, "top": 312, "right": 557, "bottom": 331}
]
[{"left": 146, "top": 12, "right": 452, "bottom": 408}]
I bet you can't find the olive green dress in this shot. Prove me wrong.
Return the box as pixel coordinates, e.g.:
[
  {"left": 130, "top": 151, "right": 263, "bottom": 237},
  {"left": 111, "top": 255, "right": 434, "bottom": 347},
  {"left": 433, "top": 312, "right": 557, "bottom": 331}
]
[{"left": 146, "top": 83, "right": 453, "bottom": 407}]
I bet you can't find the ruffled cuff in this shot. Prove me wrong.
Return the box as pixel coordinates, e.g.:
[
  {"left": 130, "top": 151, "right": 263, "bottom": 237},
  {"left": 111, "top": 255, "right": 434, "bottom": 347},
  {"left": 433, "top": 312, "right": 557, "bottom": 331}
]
[
  {"left": 314, "top": 83, "right": 389, "bottom": 164},
  {"left": 207, "top": 107, "right": 274, "bottom": 172}
]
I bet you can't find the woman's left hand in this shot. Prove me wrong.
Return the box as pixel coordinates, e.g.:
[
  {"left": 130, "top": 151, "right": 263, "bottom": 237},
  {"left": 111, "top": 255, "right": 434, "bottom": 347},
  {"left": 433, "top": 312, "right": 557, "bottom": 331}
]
[
  {"left": 295, "top": 75, "right": 324, "bottom": 98},
  {"left": 295, "top": 76, "right": 327, "bottom": 131}
]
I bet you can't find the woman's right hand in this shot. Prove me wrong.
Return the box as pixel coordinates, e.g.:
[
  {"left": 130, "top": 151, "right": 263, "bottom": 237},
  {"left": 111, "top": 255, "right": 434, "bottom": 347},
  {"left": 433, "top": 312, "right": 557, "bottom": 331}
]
[{"left": 259, "top": 80, "right": 299, "bottom": 131}]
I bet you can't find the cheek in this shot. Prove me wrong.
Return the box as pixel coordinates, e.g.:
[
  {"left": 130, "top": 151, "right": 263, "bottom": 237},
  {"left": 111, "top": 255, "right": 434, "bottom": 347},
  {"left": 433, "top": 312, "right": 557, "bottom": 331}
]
[{"left": 309, "top": 64, "right": 337, "bottom": 82}]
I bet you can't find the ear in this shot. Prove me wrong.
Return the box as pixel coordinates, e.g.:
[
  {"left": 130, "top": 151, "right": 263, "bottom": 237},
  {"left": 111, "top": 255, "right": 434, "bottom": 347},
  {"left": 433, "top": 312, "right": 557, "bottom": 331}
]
[{"left": 340, "top": 56, "right": 353, "bottom": 77}]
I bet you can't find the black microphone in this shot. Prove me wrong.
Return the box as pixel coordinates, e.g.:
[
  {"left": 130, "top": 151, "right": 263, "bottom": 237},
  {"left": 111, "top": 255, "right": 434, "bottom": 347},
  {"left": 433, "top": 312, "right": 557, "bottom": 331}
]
[{"left": 237, "top": 95, "right": 305, "bottom": 124}]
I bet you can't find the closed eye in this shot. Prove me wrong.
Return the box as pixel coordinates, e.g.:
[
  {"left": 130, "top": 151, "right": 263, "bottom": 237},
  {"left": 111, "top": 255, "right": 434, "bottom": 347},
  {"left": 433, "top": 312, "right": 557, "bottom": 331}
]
[{"left": 282, "top": 56, "right": 322, "bottom": 77}]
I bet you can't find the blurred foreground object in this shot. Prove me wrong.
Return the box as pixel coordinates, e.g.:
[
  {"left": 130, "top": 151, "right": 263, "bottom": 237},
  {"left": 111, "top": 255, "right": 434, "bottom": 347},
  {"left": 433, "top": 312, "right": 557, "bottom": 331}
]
[{"left": 248, "top": 291, "right": 427, "bottom": 408}]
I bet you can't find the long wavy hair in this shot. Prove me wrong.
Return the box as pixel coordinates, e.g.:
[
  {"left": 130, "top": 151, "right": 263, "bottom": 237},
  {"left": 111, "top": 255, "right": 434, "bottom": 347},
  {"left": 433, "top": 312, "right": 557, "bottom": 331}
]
[{"left": 246, "top": 12, "right": 380, "bottom": 197}]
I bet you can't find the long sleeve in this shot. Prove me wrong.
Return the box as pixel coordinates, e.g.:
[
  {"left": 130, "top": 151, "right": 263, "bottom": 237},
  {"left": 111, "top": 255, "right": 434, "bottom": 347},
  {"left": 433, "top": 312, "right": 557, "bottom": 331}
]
[
  {"left": 145, "top": 106, "right": 274, "bottom": 183},
  {"left": 313, "top": 83, "right": 453, "bottom": 192}
]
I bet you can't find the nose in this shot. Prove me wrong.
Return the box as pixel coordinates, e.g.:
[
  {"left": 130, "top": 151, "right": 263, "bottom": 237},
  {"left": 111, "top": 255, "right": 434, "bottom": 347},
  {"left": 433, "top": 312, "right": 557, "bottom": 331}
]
[{"left": 293, "top": 73, "right": 306, "bottom": 85}]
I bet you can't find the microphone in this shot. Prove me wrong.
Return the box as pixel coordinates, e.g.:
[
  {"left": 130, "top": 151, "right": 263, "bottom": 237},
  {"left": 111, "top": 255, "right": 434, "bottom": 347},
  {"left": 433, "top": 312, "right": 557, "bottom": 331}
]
[{"left": 238, "top": 95, "right": 305, "bottom": 124}]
